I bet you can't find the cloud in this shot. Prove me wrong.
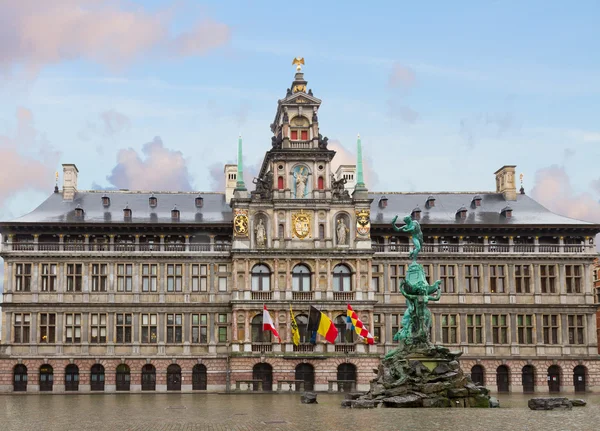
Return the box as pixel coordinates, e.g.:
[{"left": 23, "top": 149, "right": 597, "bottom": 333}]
[
  {"left": 0, "top": 1, "right": 231, "bottom": 76},
  {"left": 388, "top": 63, "right": 416, "bottom": 89},
  {"left": 387, "top": 100, "right": 419, "bottom": 124},
  {"left": 459, "top": 110, "right": 521, "bottom": 149},
  {"left": 530, "top": 164, "right": 600, "bottom": 224},
  {"left": 79, "top": 109, "right": 131, "bottom": 142},
  {"left": 104, "top": 136, "right": 194, "bottom": 191},
  {"left": 0, "top": 107, "right": 61, "bottom": 206}
]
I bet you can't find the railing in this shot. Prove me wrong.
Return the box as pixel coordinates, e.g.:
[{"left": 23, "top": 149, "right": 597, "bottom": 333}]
[
  {"left": 463, "top": 244, "right": 484, "bottom": 253},
  {"left": 439, "top": 245, "right": 459, "bottom": 253},
  {"left": 6, "top": 242, "right": 231, "bottom": 253},
  {"left": 277, "top": 380, "right": 305, "bottom": 392},
  {"left": 539, "top": 245, "right": 560, "bottom": 253},
  {"left": 328, "top": 380, "right": 356, "bottom": 392},
  {"left": 292, "top": 291, "right": 314, "bottom": 301},
  {"left": 333, "top": 292, "right": 354, "bottom": 301},
  {"left": 251, "top": 291, "right": 273, "bottom": 301},
  {"left": 293, "top": 343, "right": 314, "bottom": 353},
  {"left": 251, "top": 343, "right": 273, "bottom": 353},
  {"left": 334, "top": 344, "right": 356, "bottom": 353},
  {"left": 370, "top": 243, "right": 588, "bottom": 254},
  {"left": 514, "top": 245, "right": 535, "bottom": 253},
  {"left": 565, "top": 245, "right": 584, "bottom": 253},
  {"left": 289, "top": 140, "right": 311, "bottom": 149}
]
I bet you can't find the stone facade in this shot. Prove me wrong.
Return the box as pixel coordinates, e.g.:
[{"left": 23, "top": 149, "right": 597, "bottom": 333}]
[{"left": 1, "top": 67, "right": 599, "bottom": 394}]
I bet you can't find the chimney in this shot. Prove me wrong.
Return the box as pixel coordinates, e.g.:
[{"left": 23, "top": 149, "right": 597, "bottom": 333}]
[
  {"left": 494, "top": 165, "right": 517, "bottom": 201},
  {"left": 62, "top": 164, "right": 79, "bottom": 201},
  {"left": 224, "top": 164, "right": 238, "bottom": 204}
]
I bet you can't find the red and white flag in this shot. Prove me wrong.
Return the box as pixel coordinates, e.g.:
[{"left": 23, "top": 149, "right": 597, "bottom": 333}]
[{"left": 263, "top": 305, "right": 281, "bottom": 342}]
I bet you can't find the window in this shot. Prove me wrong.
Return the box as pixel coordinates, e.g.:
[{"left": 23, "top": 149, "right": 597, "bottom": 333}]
[
  {"left": 515, "top": 265, "right": 531, "bottom": 294},
  {"left": 489, "top": 265, "right": 506, "bottom": 293},
  {"left": 192, "top": 314, "right": 208, "bottom": 343},
  {"left": 66, "top": 263, "right": 82, "bottom": 292},
  {"left": 292, "top": 264, "right": 311, "bottom": 291},
  {"left": 441, "top": 314, "right": 458, "bottom": 343},
  {"left": 389, "top": 264, "right": 405, "bottom": 293},
  {"left": 117, "top": 264, "right": 133, "bottom": 292},
  {"left": 166, "top": 264, "right": 183, "bottom": 292},
  {"left": 517, "top": 314, "right": 534, "bottom": 344},
  {"left": 335, "top": 315, "right": 354, "bottom": 343},
  {"left": 318, "top": 176, "right": 324, "bottom": 190},
  {"left": 301, "top": 130, "right": 308, "bottom": 140},
  {"left": 141, "top": 314, "right": 158, "bottom": 343},
  {"left": 491, "top": 314, "right": 508, "bottom": 344},
  {"left": 15, "top": 263, "right": 32, "bottom": 291},
  {"left": 291, "top": 130, "right": 298, "bottom": 140},
  {"left": 333, "top": 264, "right": 352, "bottom": 292},
  {"left": 218, "top": 314, "right": 228, "bottom": 343},
  {"left": 191, "top": 264, "right": 208, "bottom": 292},
  {"left": 251, "top": 264, "right": 271, "bottom": 291},
  {"left": 13, "top": 313, "right": 30, "bottom": 343},
  {"left": 566, "top": 265, "right": 583, "bottom": 294},
  {"left": 373, "top": 313, "right": 381, "bottom": 342},
  {"left": 166, "top": 314, "right": 183, "bottom": 343},
  {"left": 391, "top": 314, "right": 400, "bottom": 342},
  {"left": 41, "top": 264, "right": 57, "bottom": 292},
  {"left": 251, "top": 315, "right": 270, "bottom": 342},
  {"left": 542, "top": 315, "right": 559, "bottom": 344},
  {"left": 39, "top": 313, "right": 56, "bottom": 343},
  {"left": 91, "top": 264, "right": 108, "bottom": 292},
  {"left": 464, "top": 265, "right": 481, "bottom": 293},
  {"left": 142, "top": 264, "right": 158, "bottom": 292},
  {"left": 218, "top": 265, "right": 228, "bottom": 292},
  {"left": 371, "top": 265, "right": 381, "bottom": 293},
  {"left": 116, "top": 313, "right": 132, "bottom": 343},
  {"left": 90, "top": 313, "right": 107, "bottom": 343},
  {"left": 466, "top": 314, "right": 483, "bottom": 344},
  {"left": 439, "top": 265, "right": 456, "bottom": 293},
  {"left": 65, "top": 313, "right": 81, "bottom": 343},
  {"left": 540, "top": 265, "right": 557, "bottom": 293},
  {"left": 277, "top": 177, "right": 284, "bottom": 190},
  {"left": 568, "top": 314, "right": 585, "bottom": 345}
]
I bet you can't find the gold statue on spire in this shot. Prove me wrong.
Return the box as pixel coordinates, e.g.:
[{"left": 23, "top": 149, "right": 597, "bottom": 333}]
[{"left": 292, "top": 57, "right": 305, "bottom": 72}]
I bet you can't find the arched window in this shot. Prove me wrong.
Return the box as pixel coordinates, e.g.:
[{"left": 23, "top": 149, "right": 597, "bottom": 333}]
[
  {"left": 295, "top": 363, "right": 315, "bottom": 391},
  {"left": 548, "top": 365, "right": 561, "bottom": 393},
  {"left": 142, "top": 364, "right": 156, "bottom": 391},
  {"left": 39, "top": 364, "right": 53, "bottom": 392},
  {"left": 252, "top": 264, "right": 271, "bottom": 291},
  {"left": 251, "top": 314, "right": 271, "bottom": 342},
  {"left": 296, "top": 314, "right": 309, "bottom": 343},
  {"left": 470, "top": 365, "right": 485, "bottom": 386},
  {"left": 167, "top": 364, "right": 181, "bottom": 391},
  {"left": 337, "top": 363, "right": 357, "bottom": 392},
  {"left": 65, "top": 364, "right": 79, "bottom": 391},
  {"left": 13, "top": 364, "right": 27, "bottom": 392},
  {"left": 292, "top": 264, "right": 311, "bottom": 292},
  {"left": 496, "top": 365, "right": 509, "bottom": 393},
  {"left": 253, "top": 363, "right": 273, "bottom": 391},
  {"left": 574, "top": 365, "right": 587, "bottom": 393},
  {"left": 91, "top": 364, "right": 105, "bottom": 391},
  {"left": 335, "top": 315, "right": 354, "bottom": 344},
  {"left": 116, "top": 364, "right": 130, "bottom": 391},
  {"left": 333, "top": 264, "right": 352, "bottom": 292},
  {"left": 522, "top": 365, "right": 535, "bottom": 393},
  {"left": 192, "top": 364, "right": 207, "bottom": 390}
]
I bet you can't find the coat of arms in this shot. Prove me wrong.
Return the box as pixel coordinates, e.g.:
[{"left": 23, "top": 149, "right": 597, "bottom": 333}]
[
  {"left": 292, "top": 210, "right": 311, "bottom": 239},
  {"left": 356, "top": 209, "right": 371, "bottom": 237},
  {"left": 233, "top": 209, "right": 249, "bottom": 237}
]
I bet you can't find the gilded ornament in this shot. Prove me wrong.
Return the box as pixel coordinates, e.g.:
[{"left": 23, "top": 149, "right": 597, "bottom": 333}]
[
  {"left": 355, "top": 209, "right": 371, "bottom": 237},
  {"left": 233, "top": 209, "right": 249, "bottom": 237},
  {"left": 292, "top": 210, "right": 311, "bottom": 239}
]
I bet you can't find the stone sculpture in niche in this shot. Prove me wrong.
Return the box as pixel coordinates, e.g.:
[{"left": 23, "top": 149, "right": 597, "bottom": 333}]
[
  {"left": 292, "top": 166, "right": 309, "bottom": 198},
  {"left": 336, "top": 218, "right": 349, "bottom": 245},
  {"left": 255, "top": 218, "right": 266, "bottom": 248}
]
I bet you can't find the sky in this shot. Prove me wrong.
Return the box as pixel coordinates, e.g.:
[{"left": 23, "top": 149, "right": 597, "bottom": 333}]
[{"left": 1, "top": 0, "right": 600, "bottom": 292}]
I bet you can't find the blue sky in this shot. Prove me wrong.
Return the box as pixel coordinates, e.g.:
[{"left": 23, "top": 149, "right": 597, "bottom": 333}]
[{"left": 1, "top": 0, "right": 600, "bottom": 290}]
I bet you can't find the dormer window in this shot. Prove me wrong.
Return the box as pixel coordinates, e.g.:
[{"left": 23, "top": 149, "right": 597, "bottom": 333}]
[
  {"left": 101, "top": 194, "right": 110, "bottom": 207},
  {"left": 195, "top": 195, "right": 204, "bottom": 208},
  {"left": 149, "top": 194, "right": 157, "bottom": 208},
  {"left": 456, "top": 206, "right": 467, "bottom": 219},
  {"left": 426, "top": 195, "right": 435, "bottom": 208},
  {"left": 501, "top": 206, "right": 513, "bottom": 218},
  {"left": 472, "top": 195, "right": 482, "bottom": 208},
  {"left": 379, "top": 196, "right": 388, "bottom": 209},
  {"left": 411, "top": 207, "right": 421, "bottom": 220},
  {"left": 123, "top": 206, "right": 132, "bottom": 220},
  {"left": 75, "top": 205, "right": 84, "bottom": 219},
  {"left": 171, "top": 206, "right": 180, "bottom": 221}
]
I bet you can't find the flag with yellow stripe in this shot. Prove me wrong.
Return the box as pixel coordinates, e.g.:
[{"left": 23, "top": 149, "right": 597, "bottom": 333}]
[{"left": 290, "top": 305, "right": 300, "bottom": 346}]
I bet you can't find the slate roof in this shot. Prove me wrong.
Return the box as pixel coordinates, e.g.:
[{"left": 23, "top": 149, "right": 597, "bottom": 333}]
[
  {"left": 1, "top": 190, "right": 596, "bottom": 228},
  {"left": 369, "top": 192, "right": 596, "bottom": 226}
]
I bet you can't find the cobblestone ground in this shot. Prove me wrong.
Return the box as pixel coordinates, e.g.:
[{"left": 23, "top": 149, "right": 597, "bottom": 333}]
[{"left": 1, "top": 393, "right": 599, "bottom": 431}]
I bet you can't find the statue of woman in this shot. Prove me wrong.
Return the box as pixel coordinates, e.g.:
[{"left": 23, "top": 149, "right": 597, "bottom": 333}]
[
  {"left": 293, "top": 167, "right": 308, "bottom": 198},
  {"left": 255, "top": 219, "right": 266, "bottom": 247},
  {"left": 337, "top": 218, "right": 349, "bottom": 245}
]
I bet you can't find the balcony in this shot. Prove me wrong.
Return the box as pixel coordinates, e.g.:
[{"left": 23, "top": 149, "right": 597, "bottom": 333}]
[
  {"left": 251, "top": 343, "right": 273, "bottom": 353},
  {"left": 3, "top": 242, "right": 231, "bottom": 254},
  {"left": 372, "top": 243, "right": 593, "bottom": 255},
  {"left": 334, "top": 344, "right": 356, "bottom": 353},
  {"left": 251, "top": 291, "right": 272, "bottom": 301},
  {"left": 333, "top": 291, "right": 354, "bottom": 302},
  {"left": 293, "top": 343, "right": 315, "bottom": 353},
  {"left": 292, "top": 291, "right": 314, "bottom": 301},
  {"left": 288, "top": 140, "right": 311, "bottom": 149}
]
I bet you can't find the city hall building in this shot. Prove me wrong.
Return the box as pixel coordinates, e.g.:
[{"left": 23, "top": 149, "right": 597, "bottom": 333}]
[{"left": 1, "top": 67, "right": 599, "bottom": 394}]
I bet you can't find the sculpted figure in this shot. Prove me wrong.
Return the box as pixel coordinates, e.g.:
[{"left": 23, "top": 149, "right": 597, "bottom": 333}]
[
  {"left": 336, "top": 218, "right": 349, "bottom": 245},
  {"left": 392, "top": 215, "right": 423, "bottom": 261},
  {"left": 293, "top": 167, "right": 308, "bottom": 198},
  {"left": 255, "top": 219, "right": 266, "bottom": 247}
]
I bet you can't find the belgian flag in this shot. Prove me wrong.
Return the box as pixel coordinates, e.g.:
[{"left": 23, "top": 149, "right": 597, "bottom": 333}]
[{"left": 308, "top": 306, "right": 338, "bottom": 344}]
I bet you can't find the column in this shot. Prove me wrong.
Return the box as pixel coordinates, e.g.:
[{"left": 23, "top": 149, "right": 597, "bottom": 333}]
[
  {"left": 559, "top": 236, "right": 565, "bottom": 253},
  {"left": 33, "top": 234, "right": 39, "bottom": 252},
  {"left": 433, "top": 236, "right": 439, "bottom": 253},
  {"left": 508, "top": 236, "right": 514, "bottom": 253},
  {"left": 209, "top": 234, "right": 215, "bottom": 252},
  {"left": 534, "top": 236, "right": 540, "bottom": 253},
  {"left": 244, "top": 310, "right": 250, "bottom": 342},
  {"left": 558, "top": 264, "right": 566, "bottom": 295},
  {"left": 159, "top": 234, "right": 165, "bottom": 252},
  {"left": 232, "top": 311, "right": 238, "bottom": 341},
  {"left": 107, "top": 313, "right": 115, "bottom": 345},
  {"left": 209, "top": 313, "right": 216, "bottom": 344},
  {"left": 458, "top": 236, "right": 464, "bottom": 253},
  {"left": 135, "top": 234, "right": 140, "bottom": 251},
  {"left": 84, "top": 234, "right": 90, "bottom": 251},
  {"left": 133, "top": 313, "right": 140, "bottom": 343},
  {"left": 59, "top": 234, "right": 64, "bottom": 251},
  {"left": 3, "top": 311, "right": 11, "bottom": 344}
]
